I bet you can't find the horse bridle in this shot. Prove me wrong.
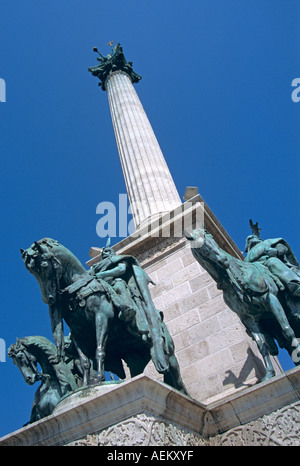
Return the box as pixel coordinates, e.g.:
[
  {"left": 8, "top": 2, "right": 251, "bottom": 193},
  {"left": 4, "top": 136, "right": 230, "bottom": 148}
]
[
  {"left": 35, "top": 241, "right": 63, "bottom": 305},
  {"left": 10, "top": 344, "right": 42, "bottom": 381}
]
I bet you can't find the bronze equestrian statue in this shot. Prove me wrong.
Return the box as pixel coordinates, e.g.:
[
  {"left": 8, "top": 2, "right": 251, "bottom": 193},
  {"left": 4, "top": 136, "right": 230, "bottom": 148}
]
[
  {"left": 185, "top": 221, "right": 300, "bottom": 380},
  {"left": 20, "top": 238, "right": 188, "bottom": 396}
]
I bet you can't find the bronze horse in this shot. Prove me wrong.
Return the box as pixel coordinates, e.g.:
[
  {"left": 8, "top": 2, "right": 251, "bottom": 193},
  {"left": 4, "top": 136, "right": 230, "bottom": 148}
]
[
  {"left": 21, "top": 238, "right": 188, "bottom": 395},
  {"left": 185, "top": 228, "right": 300, "bottom": 380},
  {"left": 8, "top": 336, "right": 78, "bottom": 423}
]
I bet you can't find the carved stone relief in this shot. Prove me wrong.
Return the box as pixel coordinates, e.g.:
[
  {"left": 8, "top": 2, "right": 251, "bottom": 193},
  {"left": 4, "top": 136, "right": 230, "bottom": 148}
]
[
  {"left": 66, "top": 413, "right": 207, "bottom": 446},
  {"left": 66, "top": 401, "right": 300, "bottom": 446},
  {"left": 210, "top": 401, "right": 300, "bottom": 446}
]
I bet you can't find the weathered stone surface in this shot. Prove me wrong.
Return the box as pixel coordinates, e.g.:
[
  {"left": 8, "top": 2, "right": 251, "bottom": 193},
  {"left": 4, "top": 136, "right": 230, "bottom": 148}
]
[
  {"left": 87, "top": 201, "right": 282, "bottom": 402},
  {"left": 211, "top": 400, "right": 300, "bottom": 446},
  {"left": 1, "top": 368, "right": 300, "bottom": 446},
  {"left": 67, "top": 413, "right": 207, "bottom": 446},
  {"left": 136, "top": 238, "right": 272, "bottom": 401},
  {"left": 0, "top": 375, "right": 207, "bottom": 446}
]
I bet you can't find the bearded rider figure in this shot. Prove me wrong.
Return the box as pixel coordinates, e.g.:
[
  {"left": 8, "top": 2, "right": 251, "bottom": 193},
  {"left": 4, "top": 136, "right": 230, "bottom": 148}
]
[
  {"left": 244, "top": 221, "right": 300, "bottom": 299},
  {"left": 90, "top": 243, "right": 171, "bottom": 374}
]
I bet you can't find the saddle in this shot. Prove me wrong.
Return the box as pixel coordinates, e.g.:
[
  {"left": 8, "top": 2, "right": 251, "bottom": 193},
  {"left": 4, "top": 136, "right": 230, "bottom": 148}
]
[
  {"left": 63, "top": 274, "right": 112, "bottom": 306},
  {"left": 62, "top": 273, "right": 124, "bottom": 310},
  {"left": 232, "top": 262, "right": 270, "bottom": 296}
]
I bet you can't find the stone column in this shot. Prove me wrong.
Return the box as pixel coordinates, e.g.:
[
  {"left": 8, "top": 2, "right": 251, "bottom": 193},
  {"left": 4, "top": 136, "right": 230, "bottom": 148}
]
[
  {"left": 105, "top": 70, "right": 181, "bottom": 229},
  {"left": 89, "top": 44, "right": 181, "bottom": 230}
]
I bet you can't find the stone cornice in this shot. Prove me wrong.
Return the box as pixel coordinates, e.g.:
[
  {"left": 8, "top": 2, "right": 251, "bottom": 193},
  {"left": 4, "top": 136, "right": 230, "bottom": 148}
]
[
  {"left": 1, "top": 368, "right": 300, "bottom": 445},
  {"left": 86, "top": 195, "right": 243, "bottom": 268}
]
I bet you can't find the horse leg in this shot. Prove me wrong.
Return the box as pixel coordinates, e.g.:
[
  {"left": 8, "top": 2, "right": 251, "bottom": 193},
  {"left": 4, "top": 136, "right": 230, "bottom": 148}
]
[
  {"left": 251, "top": 331, "right": 276, "bottom": 381},
  {"left": 93, "top": 295, "right": 114, "bottom": 382},
  {"left": 242, "top": 316, "right": 276, "bottom": 381},
  {"left": 28, "top": 395, "right": 39, "bottom": 424},
  {"left": 164, "top": 353, "right": 189, "bottom": 396},
  {"left": 160, "top": 331, "right": 189, "bottom": 395},
  {"left": 286, "top": 295, "right": 300, "bottom": 324},
  {"left": 267, "top": 292, "right": 300, "bottom": 359},
  {"left": 72, "top": 337, "right": 90, "bottom": 386},
  {"left": 95, "top": 312, "right": 108, "bottom": 382},
  {"left": 123, "top": 351, "right": 150, "bottom": 378}
]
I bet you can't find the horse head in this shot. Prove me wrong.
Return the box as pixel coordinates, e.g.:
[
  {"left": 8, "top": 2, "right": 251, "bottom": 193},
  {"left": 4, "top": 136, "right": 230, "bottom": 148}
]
[
  {"left": 8, "top": 338, "right": 41, "bottom": 385},
  {"left": 21, "top": 238, "right": 86, "bottom": 306},
  {"left": 185, "top": 228, "right": 230, "bottom": 284},
  {"left": 8, "top": 336, "right": 80, "bottom": 423},
  {"left": 21, "top": 239, "right": 64, "bottom": 305}
]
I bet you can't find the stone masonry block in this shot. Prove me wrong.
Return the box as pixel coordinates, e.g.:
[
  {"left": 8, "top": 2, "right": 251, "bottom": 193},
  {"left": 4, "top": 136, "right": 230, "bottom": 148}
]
[
  {"left": 179, "top": 288, "right": 210, "bottom": 314},
  {"left": 173, "top": 329, "right": 191, "bottom": 352},
  {"left": 165, "top": 247, "right": 189, "bottom": 264},
  {"left": 207, "top": 282, "right": 223, "bottom": 300},
  {"left": 161, "top": 282, "right": 192, "bottom": 308},
  {"left": 189, "top": 272, "right": 214, "bottom": 293},
  {"left": 217, "top": 307, "right": 241, "bottom": 330},
  {"left": 230, "top": 340, "right": 255, "bottom": 364},
  {"left": 176, "top": 341, "right": 210, "bottom": 368},
  {"left": 152, "top": 295, "right": 164, "bottom": 311},
  {"left": 219, "top": 356, "right": 260, "bottom": 390},
  {"left": 188, "top": 316, "right": 220, "bottom": 346},
  {"left": 207, "top": 324, "right": 246, "bottom": 354},
  {"left": 181, "top": 247, "right": 198, "bottom": 268},
  {"left": 150, "top": 277, "right": 173, "bottom": 299},
  {"left": 196, "top": 348, "right": 234, "bottom": 379},
  {"left": 156, "top": 258, "right": 184, "bottom": 281},
  {"left": 161, "top": 302, "right": 181, "bottom": 323},
  {"left": 201, "top": 372, "right": 224, "bottom": 400},
  {"left": 147, "top": 270, "right": 158, "bottom": 285},
  {"left": 180, "top": 363, "right": 201, "bottom": 386},
  {"left": 167, "top": 309, "right": 200, "bottom": 336},
  {"left": 145, "top": 258, "right": 168, "bottom": 275},
  {"left": 171, "top": 261, "right": 203, "bottom": 288},
  {"left": 197, "top": 294, "right": 227, "bottom": 321}
]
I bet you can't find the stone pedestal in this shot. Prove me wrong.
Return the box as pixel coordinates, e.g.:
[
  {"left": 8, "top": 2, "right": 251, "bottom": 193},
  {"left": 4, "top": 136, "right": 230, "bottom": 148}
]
[
  {"left": 1, "top": 368, "right": 299, "bottom": 446},
  {"left": 88, "top": 197, "right": 282, "bottom": 403},
  {"left": 89, "top": 43, "right": 281, "bottom": 408},
  {"left": 0, "top": 375, "right": 207, "bottom": 446}
]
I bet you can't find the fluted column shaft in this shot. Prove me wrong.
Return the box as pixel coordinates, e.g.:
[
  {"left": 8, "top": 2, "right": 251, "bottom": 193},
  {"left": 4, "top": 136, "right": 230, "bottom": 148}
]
[{"left": 105, "top": 70, "right": 181, "bottom": 229}]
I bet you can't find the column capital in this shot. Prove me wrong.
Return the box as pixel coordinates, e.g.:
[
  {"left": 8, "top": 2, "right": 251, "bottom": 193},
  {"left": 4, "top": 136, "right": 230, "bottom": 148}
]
[{"left": 88, "top": 43, "right": 142, "bottom": 91}]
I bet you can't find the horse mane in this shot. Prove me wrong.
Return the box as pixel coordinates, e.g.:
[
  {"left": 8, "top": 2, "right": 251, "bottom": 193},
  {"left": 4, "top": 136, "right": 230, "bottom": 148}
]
[
  {"left": 17, "top": 336, "right": 57, "bottom": 359},
  {"left": 14, "top": 336, "right": 76, "bottom": 390},
  {"left": 40, "top": 238, "right": 86, "bottom": 278}
]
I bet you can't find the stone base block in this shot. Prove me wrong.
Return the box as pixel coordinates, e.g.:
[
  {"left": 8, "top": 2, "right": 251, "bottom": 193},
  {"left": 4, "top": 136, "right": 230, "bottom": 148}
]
[
  {"left": 0, "top": 375, "right": 207, "bottom": 446},
  {"left": 1, "top": 368, "right": 300, "bottom": 446}
]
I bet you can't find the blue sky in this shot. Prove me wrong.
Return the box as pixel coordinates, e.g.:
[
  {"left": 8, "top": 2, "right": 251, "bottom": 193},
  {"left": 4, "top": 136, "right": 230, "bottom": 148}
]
[{"left": 0, "top": 1, "right": 299, "bottom": 437}]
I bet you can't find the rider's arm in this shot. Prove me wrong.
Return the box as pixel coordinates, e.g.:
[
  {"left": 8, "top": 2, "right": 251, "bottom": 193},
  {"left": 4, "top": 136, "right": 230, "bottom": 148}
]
[
  {"left": 245, "top": 243, "right": 268, "bottom": 262},
  {"left": 265, "top": 247, "right": 278, "bottom": 257},
  {"left": 95, "top": 262, "right": 127, "bottom": 280},
  {"left": 49, "top": 304, "right": 65, "bottom": 362}
]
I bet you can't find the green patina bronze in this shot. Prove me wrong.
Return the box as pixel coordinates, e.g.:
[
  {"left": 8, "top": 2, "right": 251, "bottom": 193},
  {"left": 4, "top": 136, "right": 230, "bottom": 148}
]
[
  {"left": 88, "top": 42, "right": 142, "bottom": 90},
  {"left": 185, "top": 221, "right": 300, "bottom": 381},
  {"left": 8, "top": 335, "right": 81, "bottom": 424},
  {"left": 18, "top": 238, "right": 188, "bottom": 417}
]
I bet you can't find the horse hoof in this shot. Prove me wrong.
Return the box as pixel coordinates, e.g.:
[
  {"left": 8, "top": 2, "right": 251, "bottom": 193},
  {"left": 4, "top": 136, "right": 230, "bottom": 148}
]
[
  {"left": 260, "top": 370, "right": 275, "bottom": 383},
  {"left": 89, "top": 374, "right": 105, "bottom": 385}
]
